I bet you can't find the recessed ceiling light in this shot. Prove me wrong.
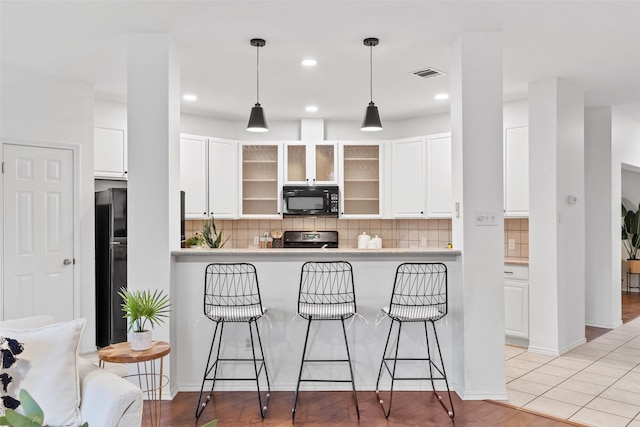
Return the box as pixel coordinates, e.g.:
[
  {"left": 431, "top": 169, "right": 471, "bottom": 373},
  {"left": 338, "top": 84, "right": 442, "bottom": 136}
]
[
  {"left": 183, "top": 94, "right": 198, "bottom": 101},
  {"left": 305, "top": 105, "right": 318, "bottom": 112},
  {"left": 301, "top": 59, "right": 317, "bottom": 67},
  {"left": 434, "top": 93, "right": 449, "bottom": 100}
]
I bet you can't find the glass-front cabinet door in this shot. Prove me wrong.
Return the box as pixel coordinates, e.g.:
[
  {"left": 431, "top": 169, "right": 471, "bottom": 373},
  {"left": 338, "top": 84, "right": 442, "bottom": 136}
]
[
  {"left": 285, "top": 142, "right": 337, "bottom": 184},
  {"left": 240, "top": 142, "right": 283, "bottom": 217},
  {"left": 339, "top": 142, "right": 383, "bottom": 217}
]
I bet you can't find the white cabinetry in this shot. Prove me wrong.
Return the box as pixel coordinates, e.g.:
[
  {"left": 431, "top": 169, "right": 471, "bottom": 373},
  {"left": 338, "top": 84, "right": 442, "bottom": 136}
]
[
  {"left": 180, "top": 135, "right": 238, "bottom": 220},
  {"left": 390, "top": 137, "right": 426, "bottom": 218},
  {"left": 94, "top": 127, "right": 127, "bottom": 179},
  {"left": 339, "top": 141, "right": 383, "bottom": 218},
  {"left": 240, "top": 142, "right": 283, "bottom": 218},
  {"left": 426, "top": 133, "right": 452, "bottom": 218},
  {"left": 504, "top": 264, "right": 529, "bottom": 339},
  {"left": 285, "top": 142, "right": 337, "bottom": 184},
  {"left": 504, "top": 127, "right": 529, "bottom": 217}
]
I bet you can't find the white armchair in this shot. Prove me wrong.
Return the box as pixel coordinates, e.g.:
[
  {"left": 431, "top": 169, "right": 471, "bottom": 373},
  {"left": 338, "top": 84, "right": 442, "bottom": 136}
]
[
  {"left": 0, "top": 316, "right": 142, "bottom": 427},
  {"left": 78, "top": 358, "right": 143, "bottom": 427}
]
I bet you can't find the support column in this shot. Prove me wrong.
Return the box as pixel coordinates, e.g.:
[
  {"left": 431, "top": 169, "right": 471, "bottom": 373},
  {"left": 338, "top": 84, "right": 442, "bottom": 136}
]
[
  {"left": 585, "top": 107, "right": 621, "bottom": 329},
  {"left": 528, "top": 78, "right": 585, "bottom": 355},
  {"left": 450, "top": 32, "right": 506, "bottom": 399},
  {"left": 127, "top": 33, "right": 181, "bottom": 394}
]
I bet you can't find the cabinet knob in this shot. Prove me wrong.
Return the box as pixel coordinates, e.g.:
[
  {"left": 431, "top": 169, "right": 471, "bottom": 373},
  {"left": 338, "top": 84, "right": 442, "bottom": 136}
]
[
  {"left": 203, "top": 212, "right": 206, "bottom": 215},
  {"left": 421, "top": 211, "right": 424, "bottom": 214}
]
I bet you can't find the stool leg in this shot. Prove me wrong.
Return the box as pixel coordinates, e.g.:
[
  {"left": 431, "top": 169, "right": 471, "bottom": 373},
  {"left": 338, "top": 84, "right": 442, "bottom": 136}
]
[
  {"left": 292, "top": 317, "right": 313, "bottom": 421},
  {"left": 376, "top": 319, "right": 402, "bottom": 418},
  {"left": 195, "top": 321, "right": 224, "bottom": 419},
  {"left": 375, "top": 318, "right": 394, "bottom": 413},
  {"left": 340, "top": 318, "right": 360, "bottom": 419},
  {"left": 425, "top": 320, "right": 454, "bottom": 418},
  {"left": 249, "top": 319, "right": 271, "bottom": 418}
]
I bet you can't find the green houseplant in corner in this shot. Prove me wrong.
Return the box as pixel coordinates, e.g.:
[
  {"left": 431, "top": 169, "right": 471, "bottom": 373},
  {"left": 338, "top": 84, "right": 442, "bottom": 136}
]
[
  {"left": 118, "top": 288, "right": 170, "bottom": 351},
  {"left": 622, "top": 202, "right": 640, "bottom": 273}
]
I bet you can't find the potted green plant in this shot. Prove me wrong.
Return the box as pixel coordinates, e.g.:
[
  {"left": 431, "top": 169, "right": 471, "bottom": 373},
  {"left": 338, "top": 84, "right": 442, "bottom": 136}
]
[
  {"left": 201, "top": 217, "right": 229, "bottom": 248},
  {"left": 185, "top": 232, "right": 203, "bottom": 248},
  {"left": 622, "top": 202, "right": 640, "bottom": 272},
  {"left": 118, "top": 288, "right": 170, "bottom": 351}
]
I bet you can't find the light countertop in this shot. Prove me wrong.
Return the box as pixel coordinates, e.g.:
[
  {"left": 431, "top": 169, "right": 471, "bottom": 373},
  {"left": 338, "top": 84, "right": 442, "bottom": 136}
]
[
  {"left": 505, "top": 258, "right": 529, "bottom": 266},
  {"left": 172, "top": 247, "right": 461, "bottom": 258}
]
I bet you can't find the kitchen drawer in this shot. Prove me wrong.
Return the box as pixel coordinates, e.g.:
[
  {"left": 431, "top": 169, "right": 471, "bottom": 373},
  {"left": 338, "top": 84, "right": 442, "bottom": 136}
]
[{"left": 504, "top": 264, "right": 528, "bottom": 280}]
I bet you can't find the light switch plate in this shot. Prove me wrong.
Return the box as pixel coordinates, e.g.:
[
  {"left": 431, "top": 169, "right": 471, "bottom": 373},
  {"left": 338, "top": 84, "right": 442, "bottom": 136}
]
[{"left": 475, "top": 211, "right": 498, "bottom": 226}]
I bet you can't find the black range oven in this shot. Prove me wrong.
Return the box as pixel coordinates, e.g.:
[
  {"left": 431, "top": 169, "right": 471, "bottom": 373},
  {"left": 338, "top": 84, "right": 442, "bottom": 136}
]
[{"left": 283, "top": 231, "right": 339, "bottom": 248}]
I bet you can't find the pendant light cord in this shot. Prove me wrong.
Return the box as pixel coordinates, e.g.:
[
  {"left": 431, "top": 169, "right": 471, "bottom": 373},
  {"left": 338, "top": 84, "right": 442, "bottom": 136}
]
[
  {"left": 369, "top": 44, "right": 373, "bottom": 103},
  {"left": 256, "top": 45, "right": 260, "bottom": 104}
]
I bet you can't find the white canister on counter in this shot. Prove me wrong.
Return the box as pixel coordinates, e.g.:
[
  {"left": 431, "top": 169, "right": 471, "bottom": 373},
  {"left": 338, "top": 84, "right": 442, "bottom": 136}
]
[
  {"left": 371, "top": 235, "right": 382, "bottom": 249},
  {"left": 357, "top": 232, "right": 371, "bottom": 249}
]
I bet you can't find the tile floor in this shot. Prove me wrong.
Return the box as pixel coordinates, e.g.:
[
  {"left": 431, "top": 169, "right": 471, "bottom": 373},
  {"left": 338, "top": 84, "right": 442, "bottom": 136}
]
[{"left": 505, "top": 316, "right": 640, "bottom": 427}]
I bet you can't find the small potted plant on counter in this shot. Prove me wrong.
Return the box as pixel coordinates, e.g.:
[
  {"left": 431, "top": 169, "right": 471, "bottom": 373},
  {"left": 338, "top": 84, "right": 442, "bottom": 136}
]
[
  {"left": 622, "top": 202, "right": 640, "bottom": 273},
  {"left": 185, "top": 232, "right": 203, "bottom": 248},
  {"left": 118, "top": 287, "right": 170, "bottom": 351},
  {"left": 201, "top": 217, "right": 229, "bottom": 248}
]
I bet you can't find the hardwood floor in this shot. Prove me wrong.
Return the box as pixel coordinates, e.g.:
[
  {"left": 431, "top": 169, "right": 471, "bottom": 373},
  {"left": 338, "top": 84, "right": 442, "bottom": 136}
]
[
  {"left": 622, "top": 289, "right": 640, "bottom": 323},
  {"left": 144, "top": 391, "right": 584, "bottom": 426},
  {"left": 145, "top": 293, "right": 640, "bottom": 426}
]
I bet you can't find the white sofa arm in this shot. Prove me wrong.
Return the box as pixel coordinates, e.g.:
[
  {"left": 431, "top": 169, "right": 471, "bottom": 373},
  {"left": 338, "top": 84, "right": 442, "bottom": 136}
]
[{"left": 78, "top": 359, "right": 143, "bottom": 427}]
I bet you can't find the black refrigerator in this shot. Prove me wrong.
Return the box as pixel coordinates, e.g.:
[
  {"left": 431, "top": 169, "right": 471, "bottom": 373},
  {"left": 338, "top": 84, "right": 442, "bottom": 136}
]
[{"left": 95, "top": 188, "right": 128, "bottom": 347}]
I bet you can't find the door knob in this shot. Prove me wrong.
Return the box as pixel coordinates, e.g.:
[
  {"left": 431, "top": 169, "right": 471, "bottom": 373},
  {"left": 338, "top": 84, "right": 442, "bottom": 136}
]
[{"left": 63, "top": 259, "right": 73, "bottom": 266}]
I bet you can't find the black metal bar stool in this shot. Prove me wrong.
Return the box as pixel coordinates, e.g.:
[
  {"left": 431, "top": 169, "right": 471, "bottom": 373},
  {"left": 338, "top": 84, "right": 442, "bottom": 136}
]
[
  {"left": 195, "top": 262, "right": 271, "bottom": 419},
  {"left": 375, "top": 262, "right": 454, "bottom": 418},
  {"left": 292, "top": 261, "right": 359, "bottom": 421}
]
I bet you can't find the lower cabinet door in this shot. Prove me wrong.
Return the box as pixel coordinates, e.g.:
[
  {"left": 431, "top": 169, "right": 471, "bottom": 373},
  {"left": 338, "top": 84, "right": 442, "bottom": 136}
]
[{"left": 504, "top": 281, "right": 529, "bottom": 338}]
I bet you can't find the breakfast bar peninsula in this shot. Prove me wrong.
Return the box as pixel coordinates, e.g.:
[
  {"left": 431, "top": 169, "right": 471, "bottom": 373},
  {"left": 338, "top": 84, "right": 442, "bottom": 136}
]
[{"left": 171, "top": 248, "right": 462, "bottom": 394}]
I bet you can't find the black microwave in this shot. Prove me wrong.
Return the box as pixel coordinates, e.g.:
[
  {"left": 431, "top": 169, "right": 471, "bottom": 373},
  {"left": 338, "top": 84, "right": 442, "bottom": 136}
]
[{"left": 282, "top": 185, "right": 340, "bottom": 217}]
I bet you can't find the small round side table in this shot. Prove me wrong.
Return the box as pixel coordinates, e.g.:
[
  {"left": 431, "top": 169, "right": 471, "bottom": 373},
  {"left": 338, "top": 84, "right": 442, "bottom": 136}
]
[{"left": 98, "top": 340, "right": 170, "bottom": 427}]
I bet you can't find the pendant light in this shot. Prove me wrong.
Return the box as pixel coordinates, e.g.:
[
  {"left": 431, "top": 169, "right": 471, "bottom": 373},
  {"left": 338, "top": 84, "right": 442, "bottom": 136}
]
[
  {"left": 361, "top": 37, "right": 382, "bottom": 131},
  {"left": 247, "top": 38, "right": 268, "bottom": 132}
]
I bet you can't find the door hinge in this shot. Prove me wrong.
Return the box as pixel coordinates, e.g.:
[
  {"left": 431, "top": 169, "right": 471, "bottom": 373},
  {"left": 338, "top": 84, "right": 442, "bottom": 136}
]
[{"left": 1, "top": 162, "right": 4, "bottom": 173}]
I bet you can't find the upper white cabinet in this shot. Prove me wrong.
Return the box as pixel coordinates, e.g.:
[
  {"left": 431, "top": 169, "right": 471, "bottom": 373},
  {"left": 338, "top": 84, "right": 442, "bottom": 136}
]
[
  {"left": 504, "top": 126, "right": 529, "bottom": 217},
  {"left": 390, "top": 137, "right": 426, "bottom": 218},
  {"left": 180, "top": 135, "right": 238, "bottom": 220},
  {"left": 94, "top": 127, "right": 127, "bottom": 179},
  {"left": 180, "top": 135, "right": 208, "bottom": 218},
  {"left": 285, "top": 142, "right": 337, "bottom": 184},
  {"left": 339, "top": 141, "right": 383, "bottom": 218},
  {"left": 240, "top": 142, "right": 283, "bottom": 218},
  {"left": 426, "top": 133, "right": 452, "bottom": 218}
]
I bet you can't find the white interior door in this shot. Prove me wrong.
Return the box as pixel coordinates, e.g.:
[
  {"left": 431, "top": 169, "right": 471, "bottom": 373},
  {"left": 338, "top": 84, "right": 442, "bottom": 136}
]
[{"left": 3, "top": 144, "right": 75, "bottom": 321}]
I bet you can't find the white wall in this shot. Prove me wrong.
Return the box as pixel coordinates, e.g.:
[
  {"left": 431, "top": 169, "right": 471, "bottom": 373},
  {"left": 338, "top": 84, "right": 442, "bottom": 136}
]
[
  {"left": 622, "top": 167, "right": 640, "bottom": 209},
  {"left": 98, "top": 99, "right": 529, "bottom": 142},
  {"left": 1, "top": 67, "right": 96, "bottom": 351},
  {"left": 613, "top": 108, "right": 640, "bottom": 300}
]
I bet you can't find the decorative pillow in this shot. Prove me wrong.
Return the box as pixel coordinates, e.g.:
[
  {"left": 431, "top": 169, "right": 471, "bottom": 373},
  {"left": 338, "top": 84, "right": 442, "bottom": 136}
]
[
  {"left": 0, "top": 318, "right": 86, "bottom": 426},
  {"left": 0, "top": 316, "right": 55, "bottom": 330},
  {"left": 1, "top": 335, "right": 24, "bottom": 416}
]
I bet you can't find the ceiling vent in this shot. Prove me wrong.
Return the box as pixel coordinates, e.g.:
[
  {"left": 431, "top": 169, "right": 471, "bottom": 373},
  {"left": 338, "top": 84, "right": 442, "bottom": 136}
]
[{"left": 411, "top": 68, "right": 445, "bottom": 79}]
